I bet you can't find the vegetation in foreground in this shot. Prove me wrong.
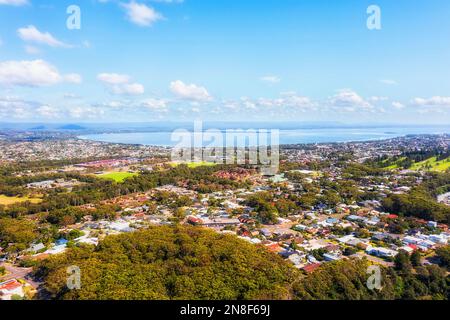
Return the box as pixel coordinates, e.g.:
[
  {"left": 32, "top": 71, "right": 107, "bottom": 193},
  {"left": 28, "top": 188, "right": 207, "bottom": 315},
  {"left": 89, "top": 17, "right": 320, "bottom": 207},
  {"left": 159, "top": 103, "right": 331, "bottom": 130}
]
[{"left": 34, "top": 226, "right": 449, "bottom": 300}]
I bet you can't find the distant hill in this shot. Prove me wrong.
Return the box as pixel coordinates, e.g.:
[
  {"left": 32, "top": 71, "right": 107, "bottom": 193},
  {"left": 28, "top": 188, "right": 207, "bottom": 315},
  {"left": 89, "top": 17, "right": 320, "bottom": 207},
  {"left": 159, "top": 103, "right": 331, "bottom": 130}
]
[
  {"left": 58, "top": 124, "right": 86, "bottom": 130},
  {"left": 30, "top": 125, "right": 47, "bottom": 130}
]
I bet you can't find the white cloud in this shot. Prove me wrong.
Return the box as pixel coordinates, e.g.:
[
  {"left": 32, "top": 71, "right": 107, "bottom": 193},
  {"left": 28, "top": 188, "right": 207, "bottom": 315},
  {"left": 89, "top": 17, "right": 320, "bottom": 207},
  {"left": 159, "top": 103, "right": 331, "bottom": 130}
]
[
  {"left": 369, "top": 96, "right": 388, "bottom": 102},
  {"left": 392, "top": 101, "right": 405, "bottom": 110},
  {"left": 328, "top": 89, "right": 373, "bottom": 110},
  {"left": 111, "top": 83, "right": 145, "bottom": 95},
  {"left": 97, "top": 73, "right": 130, "bottom": 85},
  {"left": 69, "top": 106, "right": 105, "bottom": 119},
  {"left": 18, "top": 25, "right": 71, "bottom": 48},
  {"left": 64, "top": 73, "right": 83, "bottom": 84},
  {"left": 260, "top": 75, "right": 281, "bottom": 84},
  {"left": 170, "top": 80, "right": 212, "bottom": 101},
  {"left": 0, "top": 0, "right": 28, "bottom": 6},
  {"left": 141, "top": 98, "right": 168, "bottom": 111},
  {"left": 380, "top": 79, "right": 398, "bottom": 85},
  {"left": 0, "top": 60, "right": 81, "bottom": 87},
  {"left": 37, "top": 105, "right": 61, "bottom": 118},
  {"left": 97, "top": 72, "right": 144, "bottom": 95},
  {"left": 121, "top": 1, "right": 163, "bottom": 27},
  {"left": 412, "top": 96, "right": 450, "bottom": 107},
  {"left": 0, "top": 96, "right": 37, "bottom": 119}
]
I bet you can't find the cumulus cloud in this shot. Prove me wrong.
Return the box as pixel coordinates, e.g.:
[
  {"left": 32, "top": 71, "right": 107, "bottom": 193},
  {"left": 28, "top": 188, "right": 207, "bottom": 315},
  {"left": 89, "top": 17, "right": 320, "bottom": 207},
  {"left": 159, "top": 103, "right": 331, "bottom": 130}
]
[
  {"left": 328, "top": 89, "right": 373, "bottom": 111},
  {"left": 121, "top": 1, "right": 163, "bottom": 27},
  {"left": 111, "top": 83, "right": 145, "bottom": 95},
  {"left": 170, "top": 80, "right": 212, "bottom": 101},
  {"left": 64, "top": 73, "right": 83, "bottom": 84},
  {"left": 141, "top": 98, "right": 168, "bottom": 111},
  {"left": 0, "top": 60, "right": 81, "bottom": 87},
  {"left": 412, "top": 96, "right": 450, "bottom": 107},
  {"left": 18, "top": 25, "right": 71, "bottom": 48},
  {"left": 69, "top": 106, "right": 105, "bottom": 119},
  {"left": 0, "top": 96, "right": 37, "bottom": 119},
  {"left": 37, "top": 105, "right": 61, "bottom": 118},
  {"left": 260, "top": 75, "right": 281, "bottom": 84},
  {"left": 392, "top": 101, "right": 405, "bottom": 110},
  {"left": 97, "top": 72, "right": 144, "bottom": 95},
  {"left": 97, "top": 73, "right": 130, "bottom": 85}
]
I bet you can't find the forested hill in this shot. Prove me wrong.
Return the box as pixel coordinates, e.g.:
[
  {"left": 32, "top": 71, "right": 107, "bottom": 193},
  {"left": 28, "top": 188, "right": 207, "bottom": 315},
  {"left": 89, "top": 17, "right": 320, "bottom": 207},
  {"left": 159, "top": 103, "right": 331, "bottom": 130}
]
[
  {"left": 35, "top": 226, "right": 295, "bottom": 300},
  {"left": 34, "top": 225, "right": 449, "bottom": 300}
]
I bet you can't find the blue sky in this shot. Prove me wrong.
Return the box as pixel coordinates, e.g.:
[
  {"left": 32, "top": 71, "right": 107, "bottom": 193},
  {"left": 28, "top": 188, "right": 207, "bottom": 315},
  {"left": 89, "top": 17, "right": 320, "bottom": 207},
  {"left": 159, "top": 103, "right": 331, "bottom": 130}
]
[{"left": 0, "top": 0, "right": 449, "bottom": 123}]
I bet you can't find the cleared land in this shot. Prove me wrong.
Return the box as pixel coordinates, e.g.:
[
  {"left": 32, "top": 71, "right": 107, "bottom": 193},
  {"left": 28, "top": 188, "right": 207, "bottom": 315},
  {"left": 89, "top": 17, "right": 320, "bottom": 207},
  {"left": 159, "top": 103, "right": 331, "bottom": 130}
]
[
  {"left": 169, "top": 161, "right": 217, "bottom": 168},
  {"left": 97, "top": 172, "right": 138, "bottom": 183},
  {"left": 410, "top": 157, "right": 450, "bottom": 172},
  {"left": 0, "top": 195, "right": 42, "bottom": 206},
  {"left": 384, "top": 156, "right": 450, "bottom": 172}
]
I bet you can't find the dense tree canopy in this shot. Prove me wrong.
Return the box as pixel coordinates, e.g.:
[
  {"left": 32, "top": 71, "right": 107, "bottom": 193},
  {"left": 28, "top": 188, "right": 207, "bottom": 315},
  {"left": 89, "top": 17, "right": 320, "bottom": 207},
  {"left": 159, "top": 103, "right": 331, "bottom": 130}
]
[
  {"left": 35, "top": 226, "right": 295, "bottom": 300},
  {"left": 35, "top": 225, "right": 449, "bottom": 300}
]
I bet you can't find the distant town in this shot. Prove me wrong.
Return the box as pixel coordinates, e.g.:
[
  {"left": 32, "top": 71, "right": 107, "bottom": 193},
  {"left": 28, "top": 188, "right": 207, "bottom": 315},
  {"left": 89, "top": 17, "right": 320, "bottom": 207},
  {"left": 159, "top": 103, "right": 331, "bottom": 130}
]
[{"left": 0, "top": 129, "right": 449, "bottom": 300}]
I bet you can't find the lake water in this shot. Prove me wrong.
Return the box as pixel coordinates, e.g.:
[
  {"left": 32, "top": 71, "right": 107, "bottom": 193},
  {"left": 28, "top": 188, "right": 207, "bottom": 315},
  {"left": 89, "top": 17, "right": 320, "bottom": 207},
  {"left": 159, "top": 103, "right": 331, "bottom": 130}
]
[{"left": 79, "top": 125, "right": 450, "bottom": 147}]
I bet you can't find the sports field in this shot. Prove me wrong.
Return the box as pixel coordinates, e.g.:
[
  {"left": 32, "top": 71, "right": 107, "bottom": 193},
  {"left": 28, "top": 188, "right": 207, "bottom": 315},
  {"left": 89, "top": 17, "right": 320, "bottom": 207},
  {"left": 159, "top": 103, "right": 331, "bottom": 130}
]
[
  {"left": 97, "top": 172, "right": 138, "bottom": 182},
  {"left": 169, "top": 161, "right": 217, "bottom": 168}
]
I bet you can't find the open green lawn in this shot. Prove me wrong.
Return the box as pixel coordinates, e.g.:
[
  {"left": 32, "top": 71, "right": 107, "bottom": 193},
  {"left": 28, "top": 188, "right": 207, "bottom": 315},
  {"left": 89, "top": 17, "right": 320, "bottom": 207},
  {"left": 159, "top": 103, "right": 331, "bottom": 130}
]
[
  {"left": 97, "top": 172, "right": 138, "bottom": 182},
  {"left": 169, "top": 161, "right": 217, "bottom": 168},
  {"left": 382, "top": 157, "right": 406, "bottom": 170},
  {"left": 410, "top": 156, "right": 450, "bottom": 172},
  {"left": 0, "top": 195, "right": 43, "bottom": 206},
  {"left": 383, "top": 156, "right": 450, "bottom": 172}
]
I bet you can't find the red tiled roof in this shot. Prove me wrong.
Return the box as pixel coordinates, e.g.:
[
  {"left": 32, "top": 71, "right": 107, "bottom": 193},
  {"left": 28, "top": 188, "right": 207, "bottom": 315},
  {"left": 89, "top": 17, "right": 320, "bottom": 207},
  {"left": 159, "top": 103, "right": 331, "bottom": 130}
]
[
  {"left": 265, "top": 243, "right": 283, "bottom": 253},
  {"left": 0, "top": 279, "right": 22, "bottom": 291},
  {"left": 302, "top": 263, "right": 321, "bottom": 273}
]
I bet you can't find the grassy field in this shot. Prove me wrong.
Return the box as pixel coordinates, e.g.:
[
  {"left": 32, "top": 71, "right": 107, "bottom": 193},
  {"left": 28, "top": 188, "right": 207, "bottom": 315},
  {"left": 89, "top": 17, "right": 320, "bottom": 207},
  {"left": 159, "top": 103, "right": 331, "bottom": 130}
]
[
  {"left": 97, "top": 172, "right": 138, "bottom": 182},
  {"left": 410, "top": 156, "right": 450, "bottom": 172},
  {"left": 384, "top": 156, "right": 450, "bottom": 172},
  {"left": 0, "top": 195, "right": 43, "bottom": 206},
  {"left": 169, "top": 161, "right": 217, "bottom": 168}
]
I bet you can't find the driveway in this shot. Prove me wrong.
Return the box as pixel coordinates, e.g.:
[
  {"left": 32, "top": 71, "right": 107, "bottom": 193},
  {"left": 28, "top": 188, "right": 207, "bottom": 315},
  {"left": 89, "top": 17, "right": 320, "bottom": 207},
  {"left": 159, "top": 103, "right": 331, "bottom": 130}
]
[{"left": 0, "top": 263, "right": 41, "bottom": 289}]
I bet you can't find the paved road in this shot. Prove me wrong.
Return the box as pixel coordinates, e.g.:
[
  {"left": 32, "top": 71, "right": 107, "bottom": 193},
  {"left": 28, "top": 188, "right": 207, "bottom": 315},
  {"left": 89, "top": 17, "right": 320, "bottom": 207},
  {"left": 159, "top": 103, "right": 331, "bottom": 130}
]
[{"left": 0, "top": 263, "right": 41, "bottom": 289}]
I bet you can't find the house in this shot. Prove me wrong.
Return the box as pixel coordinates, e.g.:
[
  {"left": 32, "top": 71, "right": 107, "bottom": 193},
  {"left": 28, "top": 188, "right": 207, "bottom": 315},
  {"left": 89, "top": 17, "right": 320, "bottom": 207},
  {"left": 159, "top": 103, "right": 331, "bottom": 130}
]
[
  {"left": 27, "top": 243, "right": 45, "bottom": 253},
  {"left": 55, "top": 238, "right": 68, "bottom": 246},
  {"left": 302, "top": 263, "right": 321, "bottom": 273},
  {"left": 288, "top": 253, "right": 304, "bottom": 268},
  {"left": 0, "top": 279, "right": 24, "bottom": 300},
  {"left": 429, "top": 234, "right": 448, "bottom": 245},
  {"left": 427, "top": 221, "right": 438, "bottom": 228},
  {"left": 399, "top": 246, "right": 414, "bottom": 254},
  {"left": 323, "top": 253, "right": 341, "bottom": 262},
  {"left": 366, "top": 246, "right": 398, "bottom": 258}
]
